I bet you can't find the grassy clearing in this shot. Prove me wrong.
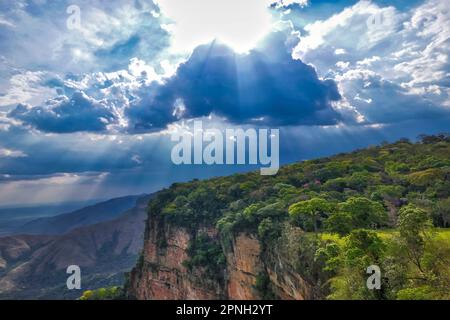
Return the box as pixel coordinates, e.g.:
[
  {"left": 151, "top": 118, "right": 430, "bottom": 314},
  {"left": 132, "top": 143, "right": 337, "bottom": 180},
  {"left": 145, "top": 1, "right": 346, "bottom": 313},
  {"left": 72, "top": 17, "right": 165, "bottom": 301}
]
[{"left": 318, "top": 228, "right": 450, "bottom": 243}]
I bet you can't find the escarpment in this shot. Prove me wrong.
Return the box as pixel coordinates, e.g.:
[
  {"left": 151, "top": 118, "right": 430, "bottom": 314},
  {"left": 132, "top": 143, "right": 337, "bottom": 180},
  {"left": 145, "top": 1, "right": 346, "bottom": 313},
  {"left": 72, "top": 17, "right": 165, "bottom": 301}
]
[
  {"left": 127, "top": 214, "right": 315, "bottom": 300},
  {"left": 128, "top": 218, "right": 224, "bottom": 299},
  {"left": 127, "top": 138, "right": 450, "bottom": 300}
]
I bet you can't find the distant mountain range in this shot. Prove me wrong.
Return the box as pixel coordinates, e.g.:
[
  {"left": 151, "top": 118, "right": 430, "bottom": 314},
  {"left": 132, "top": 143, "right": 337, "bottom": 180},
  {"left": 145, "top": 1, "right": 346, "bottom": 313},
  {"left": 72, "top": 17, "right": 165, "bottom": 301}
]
[
  {"left": 0, "top": 200, "right": 101, "bottom": 236},
  {"left": 0, "top": 194, "right": 152, "bottom": 299},
  {"left": 14, "top": 195, "right": 142, "bottom": 235}
]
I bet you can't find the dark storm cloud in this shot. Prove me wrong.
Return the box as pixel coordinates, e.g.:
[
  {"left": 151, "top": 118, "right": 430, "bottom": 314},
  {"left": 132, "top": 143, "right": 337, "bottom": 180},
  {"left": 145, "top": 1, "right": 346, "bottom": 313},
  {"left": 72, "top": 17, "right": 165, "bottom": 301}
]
[
  {"left": 127, "top": 31, "right": 342, "bottom": 131},
  {"left": 8, "top": 91, "right": 116, "bottom": 133}
]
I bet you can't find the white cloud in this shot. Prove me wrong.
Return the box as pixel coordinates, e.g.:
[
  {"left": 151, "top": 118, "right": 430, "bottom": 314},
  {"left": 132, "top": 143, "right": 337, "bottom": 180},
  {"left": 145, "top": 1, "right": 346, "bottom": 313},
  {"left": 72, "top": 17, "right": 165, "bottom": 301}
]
[
  {"left": 394, "top": 0, "right": 450, "bottom": 92},
  {"left": 357, "top": 56, "right": 381, "bottom": 67},
  {"left": 0, "top": 0, "right": 168, "bottom": 77},
  {"left": 128, "top": 58, "right": 158, "bottom": 80},
  {"left": 291, "top": 0, "right": 450, "bottom": 122},
  {"left": 131, "top": 154, "right": 143, "bottom": 164},
  {"left": 334, "top": 48, "right": 347, "bottom": 55},
  {"left": 0, "top": 71, "right": 56, "bottom": 108},
  {"left": 294, "top": 1, "right": 402, "bottom": 56},
  {"left": 336, "top": 61, "right": 350, "bottom": 70},
  {"left": 0, "top": 148, "right": 27, "bottom": 158},
  {"left": 335, "top": 67, "right": 447, "bottom": 124},
  {"left": 0, "top": 17, "right": 14, "bottom": 28},
  {"left": 275, "top": 0, "right": 309, "bottom": 7}
]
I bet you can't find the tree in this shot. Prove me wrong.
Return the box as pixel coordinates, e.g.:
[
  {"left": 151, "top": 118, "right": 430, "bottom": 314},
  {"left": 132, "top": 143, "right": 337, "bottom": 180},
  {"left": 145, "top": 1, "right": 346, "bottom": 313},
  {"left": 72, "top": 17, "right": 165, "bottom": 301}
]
[
  {"left": 396, "top": 286, "right": 440, "bottom": 300},
  {"left": 324, "top": 212, "right": 353, "bottom": 236},
  {"left": 370, "top": 185, "right": 404, "bottom": 203},
  {"left": 387, "top": 205, "right": 450, "bottom": 299},
  {"left": 397, "top": 204, "right": 432, "bottom": 274},
  {"left": 347, "top": 171, "right": 378, "bottom": 191},
  {"left": 184, "top": 234, "right": 226, "bottom": 283},
  {"left": 345, "top": 229, "right": 385, "bottom": 264},
  {"left": 289, "top": 198, "right": 334, "bottom": 232},
  {"left": 433, "top": 198, "right": 450, "bottom": 227},
  {"left": 338, "top": 197, "right": 388, "bottom": 230},
  {"left": 408, "top": 168, "right": 444, "bottom": 187},
  {"left": 79, "top": 287, "right": 123, "bottom": 300},
  {"left": 323, "top": 177, "right": 348, "bottom": 192},
  {"left": 327, "top": 230, "right": 386, "bottom": 300},
  {"left": 258, "top": 218, "right": 281, "bottom": 241}
]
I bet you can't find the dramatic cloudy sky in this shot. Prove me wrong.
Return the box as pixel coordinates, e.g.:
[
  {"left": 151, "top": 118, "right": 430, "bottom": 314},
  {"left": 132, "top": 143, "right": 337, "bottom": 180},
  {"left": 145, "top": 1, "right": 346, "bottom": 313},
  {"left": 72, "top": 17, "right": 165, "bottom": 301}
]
[{"left": 0, "top": 0, "right": 449, "bottom": 206}]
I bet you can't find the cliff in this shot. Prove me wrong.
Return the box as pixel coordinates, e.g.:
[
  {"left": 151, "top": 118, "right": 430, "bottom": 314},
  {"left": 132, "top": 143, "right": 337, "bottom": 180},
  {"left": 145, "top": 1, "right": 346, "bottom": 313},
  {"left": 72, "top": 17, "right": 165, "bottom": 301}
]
[
  {"left": 127, "top": 136, "right": 450, "bottom": 300},
  {"left": 127, "top": 215, "right": 315, "bottom": 300}
]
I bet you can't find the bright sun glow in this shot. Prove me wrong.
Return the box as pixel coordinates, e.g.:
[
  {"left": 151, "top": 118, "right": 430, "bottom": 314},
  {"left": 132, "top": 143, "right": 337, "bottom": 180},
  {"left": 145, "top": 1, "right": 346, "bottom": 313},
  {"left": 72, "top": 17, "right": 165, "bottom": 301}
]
[{"left": 155, "top": 0, "right": 275, "bottom": 53}]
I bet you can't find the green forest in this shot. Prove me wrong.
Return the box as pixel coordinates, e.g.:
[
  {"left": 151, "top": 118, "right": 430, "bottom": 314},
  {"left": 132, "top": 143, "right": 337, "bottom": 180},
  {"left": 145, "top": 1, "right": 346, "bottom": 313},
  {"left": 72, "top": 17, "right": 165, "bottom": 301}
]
[{"left": 140, "top": 134, "right": 450, "bottom": 300}]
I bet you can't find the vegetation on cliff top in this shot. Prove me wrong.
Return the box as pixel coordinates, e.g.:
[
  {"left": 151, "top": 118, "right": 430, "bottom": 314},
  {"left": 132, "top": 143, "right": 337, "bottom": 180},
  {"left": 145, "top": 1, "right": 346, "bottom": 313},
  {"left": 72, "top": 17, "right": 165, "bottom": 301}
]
[
  {"left": 79, "top": 286, "right": 124, "bottom": 300},
  {"left": 144, "top": 134, "right": 450, "bottom": 300}
]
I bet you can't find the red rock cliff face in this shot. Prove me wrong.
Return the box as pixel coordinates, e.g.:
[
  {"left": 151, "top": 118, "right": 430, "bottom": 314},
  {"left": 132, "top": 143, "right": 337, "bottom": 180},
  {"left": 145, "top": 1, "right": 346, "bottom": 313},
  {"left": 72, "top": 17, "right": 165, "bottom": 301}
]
[
  {"left": 128, "top": 216, "right": 314, "bottom": 300},
  {"left": 128, "top": 217, "right": 223, "bottom": 300},
  {"left": 225, "top": 234, "right": 261, "bottom": 299}
]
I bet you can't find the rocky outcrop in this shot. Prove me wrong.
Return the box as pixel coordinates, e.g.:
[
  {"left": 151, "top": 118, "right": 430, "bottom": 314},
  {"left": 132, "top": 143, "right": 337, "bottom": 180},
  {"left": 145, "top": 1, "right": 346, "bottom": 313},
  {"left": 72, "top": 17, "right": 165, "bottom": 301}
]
[
  {"left": 225, "top": 234, "right": 261, "bottom": 300},
  {"left": 128, "top": 217, "right": 224, "bottom": 300},
  {"left": 128, "top": 216, "right": 314, "bottom": 300},
  {"left": 266, "top": 251, "right": 314, "bottom": 300}
]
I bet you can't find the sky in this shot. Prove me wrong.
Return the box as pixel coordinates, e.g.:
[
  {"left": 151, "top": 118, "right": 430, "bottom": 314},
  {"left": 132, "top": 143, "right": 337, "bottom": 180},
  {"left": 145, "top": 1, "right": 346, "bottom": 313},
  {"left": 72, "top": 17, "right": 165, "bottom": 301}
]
[{"left": 0, "top": 0, "right": 449, "bottom": 206}]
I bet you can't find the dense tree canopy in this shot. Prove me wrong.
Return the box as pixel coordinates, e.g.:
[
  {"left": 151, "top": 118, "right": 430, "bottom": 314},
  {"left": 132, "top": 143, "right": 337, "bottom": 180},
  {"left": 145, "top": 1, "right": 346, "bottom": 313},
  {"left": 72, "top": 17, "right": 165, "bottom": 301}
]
[{"left": 142, "top": 135, "right": 450, "bottom": 300}]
